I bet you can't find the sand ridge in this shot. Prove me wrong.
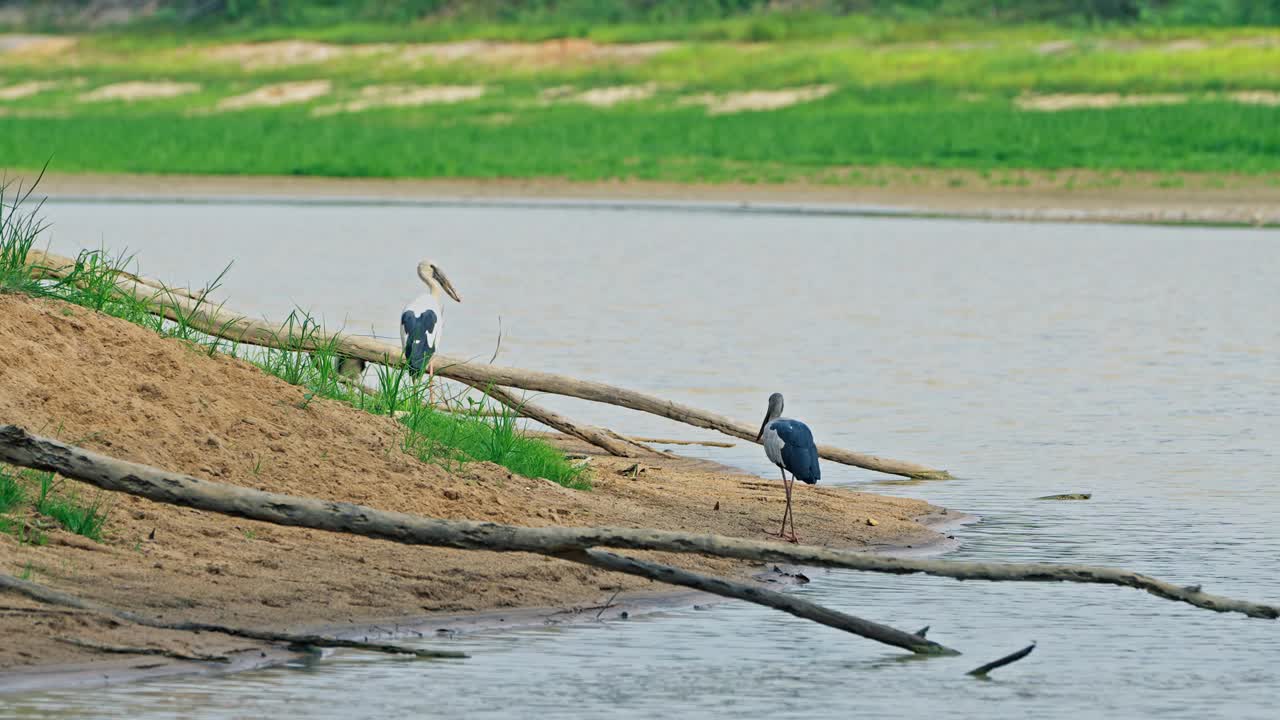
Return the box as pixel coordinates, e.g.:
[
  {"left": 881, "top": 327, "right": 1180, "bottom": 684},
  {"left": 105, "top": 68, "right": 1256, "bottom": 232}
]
[
  {"left": 216, "top": 81, "right": 333, "bottom": 111},
  {"left": 78, "top": 81, "right": 200, "bottom": 103},
  {"left": 313, "top": 84, "right": 486, "bottom": 115},
  {"left": 0, "top": 81, "right": 59, "bottom": 101}
]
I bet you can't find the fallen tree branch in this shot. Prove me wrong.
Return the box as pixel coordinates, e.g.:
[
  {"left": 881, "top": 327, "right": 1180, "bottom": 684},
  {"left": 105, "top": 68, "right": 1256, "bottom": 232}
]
[
  {"left": 967, "top": 643, "right": 1036, "bottom": 677},
  {"left": 0, "top": 572, "right": 464, "bottom": 660},
  {"left": 629, "top": 437, "right": 736, "bottom": 448},
  {"left": 345, "top": 372, "right": 651, "bottom": 457},
  {"left": 27, "top": 249, "right": 211, "bottom": 303},
  {"left": 563, "top": 550, "right": 955, "bottom": 655},
  {"left": 1, "top": 425, "right": 1273, "bottom": 622},
  {"left": 0, "top": 428, "right": 949, "bottom": 655},
  {"left": 459, "top": 383, "right": 654, "bottom": 458},
  {"left": 25, "top": 250, "right": 948, "bottom": 478}
]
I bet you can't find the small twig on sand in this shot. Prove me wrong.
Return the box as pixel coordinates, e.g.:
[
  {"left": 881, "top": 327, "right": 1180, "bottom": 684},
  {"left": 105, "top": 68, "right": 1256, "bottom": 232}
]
[
  {"left": 595, "top": 590, "right": 622, "bottom": 620},
  {"left": 489, "top": 316, "right": 503, "bottom": 365},
  {"left": 0, "top": 573, "right": 465, "bottom": 660},
  {"left": 967, "top": 643, "right": 1037, "bottom": 677},
  {"left": 55, "top": 637, "right": 233, "bottom": 664}
]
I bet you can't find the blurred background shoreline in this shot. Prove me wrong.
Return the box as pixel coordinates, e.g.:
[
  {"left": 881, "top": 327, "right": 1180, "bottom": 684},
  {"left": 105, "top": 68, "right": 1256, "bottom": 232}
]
[{"left": 2, "top": 2, "right": 1277, "bottom": 217}]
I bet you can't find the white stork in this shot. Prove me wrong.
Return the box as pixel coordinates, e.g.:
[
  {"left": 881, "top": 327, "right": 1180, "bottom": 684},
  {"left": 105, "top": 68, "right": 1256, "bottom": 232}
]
[{"left": 401, "top": 259, "right": 461, "bottom": 402}]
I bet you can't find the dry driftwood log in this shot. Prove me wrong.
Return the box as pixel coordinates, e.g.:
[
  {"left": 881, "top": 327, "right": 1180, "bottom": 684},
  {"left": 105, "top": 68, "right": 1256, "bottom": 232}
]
[
  {"left": 25, "top": 250, "right": 948, "bottom": 478},
  {"left": 0, "top": 426, "right": 954, "bottom": 655},
  {"left": 630, "top": 437, "right": 736, "bottom": 448},
  {"left": 2, "top": 426, "right": 1275, "bottom": 622},
  {"left": 0, "top": 573, "right": 464, "bottom": 660}
]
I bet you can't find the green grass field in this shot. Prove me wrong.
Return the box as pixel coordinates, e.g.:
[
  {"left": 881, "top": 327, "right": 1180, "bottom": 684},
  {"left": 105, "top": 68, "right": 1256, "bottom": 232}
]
[{"left": 2, "top": 24, "right": 1278, "bottom": 183}]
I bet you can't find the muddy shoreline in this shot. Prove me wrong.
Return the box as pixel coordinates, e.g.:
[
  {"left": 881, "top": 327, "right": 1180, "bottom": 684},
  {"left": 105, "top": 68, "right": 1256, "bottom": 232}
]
[
  {"left": 1, "top": 293, "right": 966, "bottom": 694},
  {"left": 35, "top": 171, "right": 1280, "bottom": 228},
  {"left": 1, "top": 510, "right": 977, "bottom": 695}
]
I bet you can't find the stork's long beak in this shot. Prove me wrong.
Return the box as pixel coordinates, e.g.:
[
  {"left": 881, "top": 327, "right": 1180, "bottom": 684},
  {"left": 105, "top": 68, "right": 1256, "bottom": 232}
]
[
  {"left": 434, "top": 266, "right": 462, "bottom": 303},
  {"left": 756, "top": 413, "right": 768, "bottom": 443}
]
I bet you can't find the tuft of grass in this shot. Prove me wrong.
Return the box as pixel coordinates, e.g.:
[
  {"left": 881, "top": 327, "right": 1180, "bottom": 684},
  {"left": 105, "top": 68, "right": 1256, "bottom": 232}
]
[
  {"left": 0, "top": 465, "right": 108, "bottom": 543},
  {"left": 397, "top": 385, "right": 590, "bottom": 489},
  {"left": 32, "top": 470, "right": 111, "bottom": 542},
  {"left": 0, "top": 466, "right": 26, "bottom": 513},
  {"left": 0, "top": 168, "right": 49, "bottom": 295}
]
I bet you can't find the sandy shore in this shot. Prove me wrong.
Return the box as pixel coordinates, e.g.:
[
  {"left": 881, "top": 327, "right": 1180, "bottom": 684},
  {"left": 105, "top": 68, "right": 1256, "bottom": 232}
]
[
  {"left": 35, "top": 171, "right": 1280, "bottom": 227},
  {"left": 0, "top": 293, "right": 958, "bottom": 691}
]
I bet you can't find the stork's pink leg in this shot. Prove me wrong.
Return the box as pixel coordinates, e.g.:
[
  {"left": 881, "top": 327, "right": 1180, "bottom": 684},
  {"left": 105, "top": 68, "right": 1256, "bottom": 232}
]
[
  {"left": 779, "top": 470, "right": 791, "bottom": 536},
  {"left": 770, "top": 468, "right": 793, "bottom": 540},
  {"left": 782, "top": 476, "right": 800, "bottom": 544},
  {"left": 786, "top": 478, "right": 800, "bottom": 544}
]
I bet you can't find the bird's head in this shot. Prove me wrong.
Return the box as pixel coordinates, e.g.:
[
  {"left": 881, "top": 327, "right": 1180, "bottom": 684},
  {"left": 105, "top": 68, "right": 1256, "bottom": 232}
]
[
  {"left": 417, "top": 259, "right": 462, "bottom": 303},
  {"left": 756, "top": 392, "right": 785, "bottom": 442}
]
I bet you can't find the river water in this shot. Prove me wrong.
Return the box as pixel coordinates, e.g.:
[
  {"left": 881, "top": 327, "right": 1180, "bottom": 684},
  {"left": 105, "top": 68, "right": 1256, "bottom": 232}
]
[{"left": 6, "top": 200, "right": 1279, "bottom": 718}]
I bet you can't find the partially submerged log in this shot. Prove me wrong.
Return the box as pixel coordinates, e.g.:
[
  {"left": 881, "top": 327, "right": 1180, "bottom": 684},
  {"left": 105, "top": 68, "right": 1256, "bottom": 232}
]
[
  {"left": 565, "top": 549, "right": 953, "bottom": 655},
  {"left": 2, "top": 425, "right": 1274, "bottom": 622},
  {"left": 1037, "top": 493, "right": 1092, "bottom": 501},
  {"left": 25, "top": 250, "right": 949, "bottom": 478},
  {"left": 967, "top": 643, "right": 1036, "bottom": 677}
]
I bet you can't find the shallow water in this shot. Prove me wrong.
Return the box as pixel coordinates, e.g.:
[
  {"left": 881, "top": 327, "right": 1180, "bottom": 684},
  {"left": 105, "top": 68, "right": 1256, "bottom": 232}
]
[{"left": 7, "top": 201, "right": 1280, "bottom": 718}]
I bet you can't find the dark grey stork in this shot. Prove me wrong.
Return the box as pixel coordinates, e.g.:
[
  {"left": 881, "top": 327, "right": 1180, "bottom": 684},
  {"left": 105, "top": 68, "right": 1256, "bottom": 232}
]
[{"left": 756, "top": 392, "right": 820, "bottom": 544}]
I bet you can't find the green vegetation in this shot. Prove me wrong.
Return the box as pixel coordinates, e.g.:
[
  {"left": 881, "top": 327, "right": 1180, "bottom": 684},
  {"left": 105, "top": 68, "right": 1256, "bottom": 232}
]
[
  {"left": 0, "top": 99, "right": 1277, "bottom": 180},
  {"left": 1, "top": 5, "right": 1278, "bottom": 194},
  {"left": 0, "top": 464, "right": 107, "bottom": 543},
  {"left": 0, "top": 182, "right": 589, "bottom": 498},
  {"left": 0, "top": 466, "right": 26, "bottom": 514},
  {"left": 1, "top": 18, "right": 1278, "bottom": 182},
  {"left": 32, "top": 469, "right": 111, "bottom": 541},
  {"left": 246, "top": 311, "right": 591, "bottom": 488}
]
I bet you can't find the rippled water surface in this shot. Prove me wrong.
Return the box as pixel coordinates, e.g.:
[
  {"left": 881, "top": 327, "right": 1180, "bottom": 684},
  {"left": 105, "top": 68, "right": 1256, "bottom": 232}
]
[{"left": 7, "top": 201, "right": 1279, "bottom": 719}]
